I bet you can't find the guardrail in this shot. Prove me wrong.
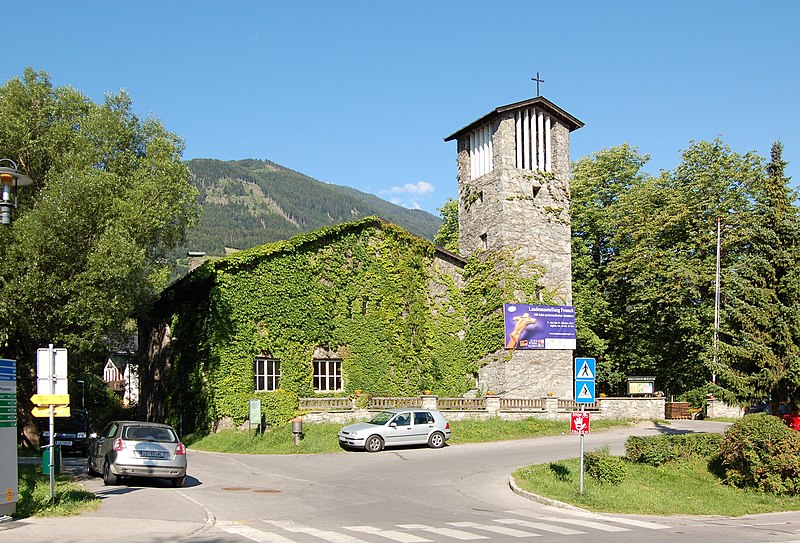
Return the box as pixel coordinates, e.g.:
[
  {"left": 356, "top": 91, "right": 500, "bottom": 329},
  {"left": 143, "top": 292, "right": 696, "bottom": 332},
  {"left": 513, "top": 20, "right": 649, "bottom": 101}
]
[
  {"left": 437, "top": 397, "right": 486, "bottom": 411},
  {"left": 297, "top": 397, "right": 353, "bottom": 411},
  {"left": 499, "top": 397, "right": 545, "bottom": 411},
  {"left": 557, "top": 399, "right": 599, "bottom": 411}
]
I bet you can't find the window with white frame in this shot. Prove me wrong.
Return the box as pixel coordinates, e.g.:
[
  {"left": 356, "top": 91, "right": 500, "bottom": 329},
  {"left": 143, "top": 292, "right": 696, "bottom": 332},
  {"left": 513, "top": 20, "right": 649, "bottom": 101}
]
[
  {"left": 313, "top": 359, "right": 342, "bottom": 392},
  {"left": 254, "top": 358, "right": 280, "bottom": 391}
]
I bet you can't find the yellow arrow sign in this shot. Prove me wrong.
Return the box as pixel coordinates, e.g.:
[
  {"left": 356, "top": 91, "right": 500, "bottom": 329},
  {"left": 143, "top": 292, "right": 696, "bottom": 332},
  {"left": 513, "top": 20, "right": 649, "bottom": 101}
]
[
  {"left": 32, "top": 406, "right": 70, "bottom": 418},
  {"left": 31, "top": 394, "right": 70, "bottom": 406}
]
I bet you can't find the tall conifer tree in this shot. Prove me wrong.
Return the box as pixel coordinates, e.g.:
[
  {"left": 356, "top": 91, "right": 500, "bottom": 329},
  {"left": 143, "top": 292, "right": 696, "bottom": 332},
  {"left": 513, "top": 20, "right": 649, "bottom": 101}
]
[{"left": 717, "top": 142, "right": 800, "bottom": 410}]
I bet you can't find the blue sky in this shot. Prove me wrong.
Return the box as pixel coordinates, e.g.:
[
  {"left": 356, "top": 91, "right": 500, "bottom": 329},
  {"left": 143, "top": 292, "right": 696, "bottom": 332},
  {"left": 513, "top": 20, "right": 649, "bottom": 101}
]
[{"left": 4, "top": 1, "right": 799, "bottom": 214}]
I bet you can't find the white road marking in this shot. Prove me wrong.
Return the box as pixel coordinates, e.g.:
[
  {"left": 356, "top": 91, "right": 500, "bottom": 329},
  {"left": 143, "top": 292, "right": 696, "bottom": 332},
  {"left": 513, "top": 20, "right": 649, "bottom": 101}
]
[
  {"left": 217, "top": 520, "right": 296, "bottom": 543},
  {"left": 507, "top": 508, "right": 667, "bottom": 530},
  {"left": 398, "top": 523, "right": 489, "bottom": 540},
  {"left": 495, "top": 518, "right": 586, "bottom": 535},
  {"left": 265, "top": 519, "right": 371, "bottom": 543},
  {"left": 504, "top": 511, "right": 629, "bottom": 532},
  {"left": 345, "top": 525, "right": 433, "bottom": 542},
  {"left": 448, "top": 521, "right": 541, "bottom": 537}
]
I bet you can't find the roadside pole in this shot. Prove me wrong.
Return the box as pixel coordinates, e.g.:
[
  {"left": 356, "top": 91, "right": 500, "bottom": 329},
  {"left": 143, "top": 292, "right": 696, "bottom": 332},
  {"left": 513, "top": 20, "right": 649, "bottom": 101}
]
[
  {"left": 33, "top": 345, "right": 69, "bottom": 501},
  {"left": 574, "top": 357, "right": 596, "bottom": 495}
]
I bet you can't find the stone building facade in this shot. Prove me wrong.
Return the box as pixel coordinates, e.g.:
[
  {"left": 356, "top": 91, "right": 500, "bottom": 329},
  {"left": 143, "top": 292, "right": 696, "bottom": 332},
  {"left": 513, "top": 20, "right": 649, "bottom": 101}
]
[{"left": 445, "top": 96, "right": 583, "bottom": 398}]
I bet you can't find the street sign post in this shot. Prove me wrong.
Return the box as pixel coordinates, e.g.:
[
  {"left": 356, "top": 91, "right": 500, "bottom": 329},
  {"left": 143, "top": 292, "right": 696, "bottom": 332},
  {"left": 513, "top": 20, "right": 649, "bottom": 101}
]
[
  {"left": 249, "top": 399, "right": 261, "bottom": 445},
  {"left": 34, "top": 345, "right": 69, "bottom": 500},
  {"left": 574, "top": 357, "right": 597, "bottom": 494}
]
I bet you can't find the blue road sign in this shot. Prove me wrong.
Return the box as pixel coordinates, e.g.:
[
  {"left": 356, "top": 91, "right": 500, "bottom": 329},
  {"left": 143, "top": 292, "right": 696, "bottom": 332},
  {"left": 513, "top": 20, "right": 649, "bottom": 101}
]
[{"left": 575, "top": 357, "right": 596, "bottom": 403}]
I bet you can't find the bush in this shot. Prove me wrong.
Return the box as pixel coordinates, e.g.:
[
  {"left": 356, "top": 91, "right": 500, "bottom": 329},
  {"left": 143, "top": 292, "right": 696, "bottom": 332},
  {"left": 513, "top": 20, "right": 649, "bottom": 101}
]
[
  {"left": 584, "top": 447, "right": 627, "bottom": 485},
  {"left": 716, "top": 413, "right": 800, "bottom": 495},
  {"left": 626, "top": 433, "right": 723, "bottom": 466}
]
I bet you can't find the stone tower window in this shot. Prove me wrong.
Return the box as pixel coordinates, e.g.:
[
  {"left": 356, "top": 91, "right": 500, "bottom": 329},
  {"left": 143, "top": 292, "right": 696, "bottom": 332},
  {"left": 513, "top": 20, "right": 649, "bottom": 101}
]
[
  {"left": 515, "top": 108, "right": 552, "bottom": 173},
  {"left": 469, "top": 124, "right": 493, "bottom": 180},
  {"left": 532, "top": 185, "right": 541, "bottom": 198},
  {"left": 479, "top": 233, "right": 488, "bottom": 250}
]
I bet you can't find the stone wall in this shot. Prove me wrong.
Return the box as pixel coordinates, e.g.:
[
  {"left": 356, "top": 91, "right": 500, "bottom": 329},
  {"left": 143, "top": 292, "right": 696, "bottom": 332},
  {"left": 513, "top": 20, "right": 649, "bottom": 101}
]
[{"left": 706, "top": 399, "right": 744, "bottom": 419}]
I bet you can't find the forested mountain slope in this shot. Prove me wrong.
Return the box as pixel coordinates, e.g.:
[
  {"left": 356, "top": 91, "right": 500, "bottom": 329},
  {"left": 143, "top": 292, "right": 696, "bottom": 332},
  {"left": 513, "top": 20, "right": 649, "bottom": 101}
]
[{"left": 171, "top": 158, "right": 441, "bottom": 274}]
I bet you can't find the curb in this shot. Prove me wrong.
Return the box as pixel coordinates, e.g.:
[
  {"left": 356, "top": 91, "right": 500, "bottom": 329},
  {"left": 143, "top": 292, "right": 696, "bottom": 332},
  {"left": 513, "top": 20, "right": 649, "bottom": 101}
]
[{"left": 508, "top": 475, "right": 589, "bottom": 512}]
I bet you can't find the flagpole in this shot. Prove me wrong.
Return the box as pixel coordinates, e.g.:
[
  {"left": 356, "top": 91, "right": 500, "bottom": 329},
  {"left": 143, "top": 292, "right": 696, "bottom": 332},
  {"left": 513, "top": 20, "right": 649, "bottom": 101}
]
[{"left": 713, "top": 217, "right": 721, "bottom": 385}]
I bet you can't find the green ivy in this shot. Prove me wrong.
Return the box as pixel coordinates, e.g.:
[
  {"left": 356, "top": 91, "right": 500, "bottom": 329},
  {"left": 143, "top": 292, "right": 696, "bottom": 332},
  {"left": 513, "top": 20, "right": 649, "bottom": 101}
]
[{"left": 158, "top": 217, "right": 547, "bottom": 433}]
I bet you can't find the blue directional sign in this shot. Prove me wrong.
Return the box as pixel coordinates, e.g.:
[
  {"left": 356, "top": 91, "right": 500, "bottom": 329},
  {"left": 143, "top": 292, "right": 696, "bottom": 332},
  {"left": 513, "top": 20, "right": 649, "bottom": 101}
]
[{"left": 575, "top": 357, "right": 596, "bottom": 404}]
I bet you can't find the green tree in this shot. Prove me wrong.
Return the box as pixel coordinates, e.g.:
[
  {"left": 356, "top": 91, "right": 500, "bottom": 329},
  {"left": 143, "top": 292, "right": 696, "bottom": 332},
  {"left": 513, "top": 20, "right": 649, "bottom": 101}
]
[
  {"left": 606, "top": 139, "right": 761, "bottom": 395},
  {"left": 433, "top": 197, "right": 459, "bottom": 252},
  {"left": 0, "top": 69, "right": 199, "bottom": 422},
  {"left": 717, "top": 142, "right": 800, "bottom": 410},
  {"left": 571, "top": 144, "right": 650, "bottom": 391}
]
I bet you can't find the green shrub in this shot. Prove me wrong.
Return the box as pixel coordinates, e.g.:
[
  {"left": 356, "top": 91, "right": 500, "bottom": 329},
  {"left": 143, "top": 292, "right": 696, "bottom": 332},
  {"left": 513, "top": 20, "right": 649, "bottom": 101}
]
[
  {"left": 584, "top": 447, "right": 627, "bottom": 485},
  {"left": 716, "top": 413, "right": 800, "bottom": 495},
  {"left": 626, "top": 433, "right": 723, "bottom": 466},
  {"left": 256, "top": 389, "right": 299, "bottom": 427}
]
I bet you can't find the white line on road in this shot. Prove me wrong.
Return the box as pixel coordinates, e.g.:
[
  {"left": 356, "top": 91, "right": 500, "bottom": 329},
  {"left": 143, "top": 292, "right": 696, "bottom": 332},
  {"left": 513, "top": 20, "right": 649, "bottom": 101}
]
[
  {"left": 448, "top": 521, "right": 541, "bottom": 537},
  {"left": 397, "top": 524, "right": 489, "bottom": 540},
  {"left": 495, "top": 518, "right": 586, "bottom": 535},
  {"left": 265, "top": 519, "right": 371, "bottom": 543},
  {"left": 507, "top": 508, "right": 667, "bottom": 530},
  {"left": 345, "top": 525, "right": 433, "bottom": 542},
  {"left": 504, "top": 511, "right": 630, "bottom": 532},
  {"left": 217, "top": 520, "right": 296, "bottom": 543}
]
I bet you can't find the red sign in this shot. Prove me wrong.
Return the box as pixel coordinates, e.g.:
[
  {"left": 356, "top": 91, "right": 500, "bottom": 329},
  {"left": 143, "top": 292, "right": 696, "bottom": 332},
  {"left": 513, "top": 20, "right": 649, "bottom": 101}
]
[{"left": 570, "top": 411, "right": 590, "bottom": 435}]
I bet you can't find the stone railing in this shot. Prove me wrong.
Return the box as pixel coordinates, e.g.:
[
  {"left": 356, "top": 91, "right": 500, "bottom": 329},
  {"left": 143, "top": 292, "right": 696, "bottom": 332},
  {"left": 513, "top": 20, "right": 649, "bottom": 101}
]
[{"left": 297, "top": 395, "right": 671, "bottom": 423}]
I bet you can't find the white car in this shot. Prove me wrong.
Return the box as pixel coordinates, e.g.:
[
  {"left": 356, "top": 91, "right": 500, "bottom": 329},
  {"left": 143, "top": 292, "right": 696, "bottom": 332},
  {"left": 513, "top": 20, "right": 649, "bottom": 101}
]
[{"left": 338, "top": 408, "right": 451, "bottom": 452}]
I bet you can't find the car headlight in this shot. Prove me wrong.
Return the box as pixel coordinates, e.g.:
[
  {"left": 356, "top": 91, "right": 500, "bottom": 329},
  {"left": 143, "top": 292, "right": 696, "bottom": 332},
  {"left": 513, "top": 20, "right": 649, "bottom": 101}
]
[{"left": 77, "top": 432, "right": 87, "bottom": 439}]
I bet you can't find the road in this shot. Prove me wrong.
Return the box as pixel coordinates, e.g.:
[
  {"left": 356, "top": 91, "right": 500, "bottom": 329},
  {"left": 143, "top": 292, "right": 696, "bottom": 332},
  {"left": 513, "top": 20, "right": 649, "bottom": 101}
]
[{"left": 4, "top": 420, "right": 800, "bottom": 543}]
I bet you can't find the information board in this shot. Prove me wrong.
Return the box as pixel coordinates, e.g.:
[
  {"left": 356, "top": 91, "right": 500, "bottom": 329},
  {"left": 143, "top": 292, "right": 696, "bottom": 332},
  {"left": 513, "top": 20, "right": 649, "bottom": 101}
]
[{"left": 0, "top": 359, "right": 17, "bottom": 516}]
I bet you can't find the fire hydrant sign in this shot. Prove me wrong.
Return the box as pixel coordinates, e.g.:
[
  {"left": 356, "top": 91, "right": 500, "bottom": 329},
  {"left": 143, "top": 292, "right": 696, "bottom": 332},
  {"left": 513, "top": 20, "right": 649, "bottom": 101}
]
[{"left": 570, "top": 411, "right": 591, "bottom": 435}]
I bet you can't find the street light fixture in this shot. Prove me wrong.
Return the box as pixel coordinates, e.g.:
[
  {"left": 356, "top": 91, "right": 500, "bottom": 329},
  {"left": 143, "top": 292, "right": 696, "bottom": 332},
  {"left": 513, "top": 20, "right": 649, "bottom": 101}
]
[{"left": 0, "top": 158, "right": 35, "bottom": 225}]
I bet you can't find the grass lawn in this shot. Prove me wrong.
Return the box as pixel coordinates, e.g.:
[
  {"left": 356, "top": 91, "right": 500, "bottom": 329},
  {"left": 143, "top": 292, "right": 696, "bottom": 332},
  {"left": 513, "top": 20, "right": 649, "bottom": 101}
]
[
  {"left": 186, "top": 417, "right": 639, "bottom": 454},
  {"left": 14, "top": 464, "right": 99, "bottom": 518},
  {"left": 513, "top": 456, "right": 800, "bottom": 516}
]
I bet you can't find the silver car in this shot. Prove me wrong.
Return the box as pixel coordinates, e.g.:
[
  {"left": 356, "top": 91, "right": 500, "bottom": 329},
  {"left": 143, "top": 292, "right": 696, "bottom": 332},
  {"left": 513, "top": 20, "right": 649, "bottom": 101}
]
[
  {"left": 338, "top": 408, "right": 451, "bottom": 452},
  {"left": 88, "top": 421, "right": 187, "bottom": 487}
]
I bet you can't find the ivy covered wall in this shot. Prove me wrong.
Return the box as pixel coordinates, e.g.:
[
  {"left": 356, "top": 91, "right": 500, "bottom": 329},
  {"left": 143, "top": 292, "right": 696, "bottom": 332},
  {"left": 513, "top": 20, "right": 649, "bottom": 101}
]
[{"left": 141, "top": 217, "right": 542, "bottom": 433}]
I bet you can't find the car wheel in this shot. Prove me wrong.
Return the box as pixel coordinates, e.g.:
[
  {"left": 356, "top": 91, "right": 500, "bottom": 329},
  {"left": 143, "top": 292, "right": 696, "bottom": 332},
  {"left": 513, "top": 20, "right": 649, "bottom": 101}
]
[
  {"left": 365, "top": 435, "right": 383, "bottom": 452},
  {"left": 102, "top": 459, "right": 118, "bottom": 486},
  {"left": 171, "top": 476, "right": 186, "bottom": 488},
  {"left": 428, "top": 431, "right": 445, "bottom": 449}
]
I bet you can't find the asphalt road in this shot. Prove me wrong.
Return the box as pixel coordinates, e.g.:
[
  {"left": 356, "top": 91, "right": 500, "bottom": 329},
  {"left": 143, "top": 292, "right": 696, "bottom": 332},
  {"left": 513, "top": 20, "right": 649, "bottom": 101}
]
[{"left": 5, "top": 420, "right": 800, "bottom": 543}]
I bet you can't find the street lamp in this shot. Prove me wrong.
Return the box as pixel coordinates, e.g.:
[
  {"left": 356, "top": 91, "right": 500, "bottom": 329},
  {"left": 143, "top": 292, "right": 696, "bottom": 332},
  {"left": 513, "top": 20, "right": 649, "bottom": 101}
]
[
  {"left": 0, "top": 158, "right": 35, "bottom": 225},
  {"left": 77, "top": 379, "right": 85, "bottom": 409}
]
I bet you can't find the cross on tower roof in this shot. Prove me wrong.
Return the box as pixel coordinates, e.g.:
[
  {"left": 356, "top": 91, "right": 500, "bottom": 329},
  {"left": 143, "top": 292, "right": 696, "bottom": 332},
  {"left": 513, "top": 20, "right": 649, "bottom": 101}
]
[{"left": 531, "top": 72, "right": 545, "bottom": 96}]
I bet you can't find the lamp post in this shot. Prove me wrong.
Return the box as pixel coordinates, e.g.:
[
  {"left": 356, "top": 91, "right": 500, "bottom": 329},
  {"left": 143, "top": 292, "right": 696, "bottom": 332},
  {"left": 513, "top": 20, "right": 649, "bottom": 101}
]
[
  {"left": 0, "top": 159, "right": 34, "bottom": 225},
  {"left": 77, "top": 379, "right": 85, "bottom": 410}
]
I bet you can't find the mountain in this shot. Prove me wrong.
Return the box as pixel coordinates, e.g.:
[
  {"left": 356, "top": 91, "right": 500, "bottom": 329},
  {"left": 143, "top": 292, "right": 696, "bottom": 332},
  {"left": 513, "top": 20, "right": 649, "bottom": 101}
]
[{"left": 171, "top": 158, "right": 442, "bottom": 274}]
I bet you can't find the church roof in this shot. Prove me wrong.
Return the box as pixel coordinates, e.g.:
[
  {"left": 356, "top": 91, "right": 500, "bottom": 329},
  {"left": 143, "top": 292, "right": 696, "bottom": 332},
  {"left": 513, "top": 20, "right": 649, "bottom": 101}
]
[{"left": 444, "top": 96, "right": 584, "bottom": 142}]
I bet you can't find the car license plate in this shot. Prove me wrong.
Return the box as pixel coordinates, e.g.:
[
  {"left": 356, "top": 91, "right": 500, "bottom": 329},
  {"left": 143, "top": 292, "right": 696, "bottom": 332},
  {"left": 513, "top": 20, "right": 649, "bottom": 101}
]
[
  {"left": 139, "top": 450, "right": 165, "bottom": 458},
  {"left": 56, "top": 440, "right": 72, "bottom": 446}
]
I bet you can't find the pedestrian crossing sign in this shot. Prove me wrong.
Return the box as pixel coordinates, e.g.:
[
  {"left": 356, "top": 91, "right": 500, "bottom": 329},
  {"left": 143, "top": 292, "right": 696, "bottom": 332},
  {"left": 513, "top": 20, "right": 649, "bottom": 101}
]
[
  {"left": 575, "top": 358, "right": 595, "bottom": 380},
  {"left": 575, "top": 357, "right": 596, "bottom": 403}
]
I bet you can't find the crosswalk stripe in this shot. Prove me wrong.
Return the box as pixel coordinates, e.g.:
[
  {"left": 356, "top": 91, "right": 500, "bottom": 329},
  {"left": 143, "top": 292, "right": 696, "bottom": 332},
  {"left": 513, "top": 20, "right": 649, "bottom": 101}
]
[
  {"left": 398, "top": 524, "right": 489, "bottom": 540},
  {"left": 345, "top": 525, "right": 433, "bottom": 542},
  {"left": 507, "top": 508, "right": 666, "bottom": 530},
  {"left": 495, "top": 518, "right": 586, "bottom": 535},
  {"left": 448, "top": 521, "right": 540, "bottom": 537},
  {"left": 504, "top": 512, "right": 630, "bottom": 532},
  {"left": 217, "top": 520, "right": 296, "bottom": 543},
  {"left": 265, "top": 519, "right": 371, "bottom": 543}
]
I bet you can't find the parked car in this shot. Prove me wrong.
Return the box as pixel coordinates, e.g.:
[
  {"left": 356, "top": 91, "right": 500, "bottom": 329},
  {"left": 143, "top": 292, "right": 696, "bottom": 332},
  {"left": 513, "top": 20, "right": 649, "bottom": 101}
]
[
  {"left": 338, "top": 408, "right": 451, "bottom": 452},
  {"left": 39, "top": 409, "right": 92, "bottom": 456},
  {"left": 88, "top": 421, "right": 187, "bottom": 487}
]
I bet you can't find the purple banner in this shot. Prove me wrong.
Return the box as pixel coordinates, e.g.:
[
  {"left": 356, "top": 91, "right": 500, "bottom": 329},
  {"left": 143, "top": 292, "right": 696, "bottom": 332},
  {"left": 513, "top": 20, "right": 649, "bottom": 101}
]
[{"left": 504, "top": 304, "right": 576, "bottom": 350}]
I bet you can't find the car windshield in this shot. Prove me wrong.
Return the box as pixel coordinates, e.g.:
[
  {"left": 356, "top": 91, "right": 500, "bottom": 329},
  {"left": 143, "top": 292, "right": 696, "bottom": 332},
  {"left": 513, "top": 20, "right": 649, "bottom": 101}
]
[
  {"left": 123, "top": 425, "right": 177, "bottom": 443},
  {"left": 368, "top": 411, "right": 395, "bottom": 425}
]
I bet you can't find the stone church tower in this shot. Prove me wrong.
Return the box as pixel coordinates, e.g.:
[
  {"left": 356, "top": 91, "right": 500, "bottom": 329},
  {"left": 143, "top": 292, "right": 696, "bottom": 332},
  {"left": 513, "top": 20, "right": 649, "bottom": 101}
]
[{"left": 445, "top": 96, "right": 583, "bottom": 398}]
